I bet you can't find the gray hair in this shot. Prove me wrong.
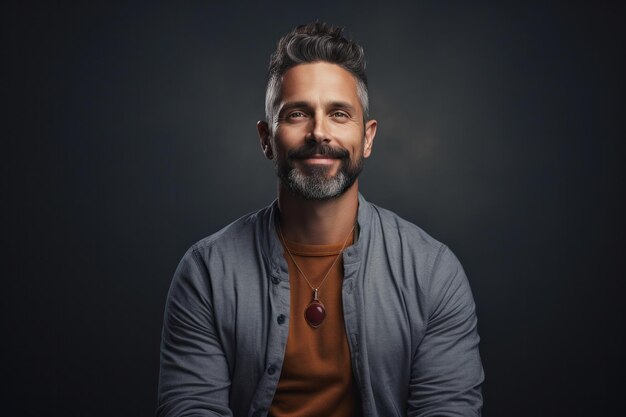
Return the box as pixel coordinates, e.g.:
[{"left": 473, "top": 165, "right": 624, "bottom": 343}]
[{"left": 264, "top": 22, "right": 369, "bottom": 131}]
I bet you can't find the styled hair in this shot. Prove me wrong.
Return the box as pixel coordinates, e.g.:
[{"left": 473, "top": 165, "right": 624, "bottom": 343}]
[{"left": 265, "top": 22, "right": 369, "bottom": 130}]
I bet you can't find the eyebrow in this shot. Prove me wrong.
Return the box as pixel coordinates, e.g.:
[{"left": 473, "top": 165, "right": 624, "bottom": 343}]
[
  {"left": 328, "top": 101, "right": 357, "bottom": 114},
  {"left": 278, "top": 101, "right": 312, "bottom": 116},
  {"left": 278, "top": 100, "right": 358, "bottom": 116}
]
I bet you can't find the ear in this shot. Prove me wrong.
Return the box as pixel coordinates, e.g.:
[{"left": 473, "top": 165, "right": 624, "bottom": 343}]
[
  {"left": 363, "top": 119, "right": 377, "bottom": 158},
  {"left": 257, "top": 120, "right": 273, "bottom": 160}
]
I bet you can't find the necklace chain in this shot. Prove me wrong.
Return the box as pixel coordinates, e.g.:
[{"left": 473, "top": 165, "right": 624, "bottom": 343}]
[{"left": 277, "top": 223, "right": 356, "bottom": 293}]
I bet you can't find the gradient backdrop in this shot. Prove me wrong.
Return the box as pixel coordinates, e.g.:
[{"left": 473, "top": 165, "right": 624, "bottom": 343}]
[{"left": 4, "top": 1, "right": 625, "bottom": 416}]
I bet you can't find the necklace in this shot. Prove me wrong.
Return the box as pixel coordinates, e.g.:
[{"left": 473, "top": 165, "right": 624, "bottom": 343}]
[{"left": 277, "top": 223, "right": 356, "bottom": 328}]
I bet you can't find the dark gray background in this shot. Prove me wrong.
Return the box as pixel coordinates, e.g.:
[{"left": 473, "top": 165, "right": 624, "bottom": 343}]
[{"left": 4, "top": 1, "right": 625, "bottom": 416}]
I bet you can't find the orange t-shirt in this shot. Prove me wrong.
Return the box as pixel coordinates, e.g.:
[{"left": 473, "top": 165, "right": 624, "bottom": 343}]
[{"left": 269, "top": 235, "right": 361, "bottom": 417}]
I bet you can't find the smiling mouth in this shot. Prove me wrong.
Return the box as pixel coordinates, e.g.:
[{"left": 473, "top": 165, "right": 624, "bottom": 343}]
[{"left": 297, "top": 155, "right": 340, "bottom": 164}]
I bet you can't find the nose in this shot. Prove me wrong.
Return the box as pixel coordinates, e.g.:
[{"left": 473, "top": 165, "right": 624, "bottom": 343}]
[{"left": 306, "top": 112, "right": 331, "bottom": 144}]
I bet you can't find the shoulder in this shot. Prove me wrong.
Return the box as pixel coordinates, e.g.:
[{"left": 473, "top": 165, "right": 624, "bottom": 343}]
[
  {"left": 367, "top": 200, "right": 445, "bottom": 257},
  {"left": 167, "top": 203, "right": 274, "bottom": 303},
  {"left": 364, "top": 199, "right": 464, "bottom": 285},
  {"left": 185, "top": 203, "right": 272, "bottom": 263}
]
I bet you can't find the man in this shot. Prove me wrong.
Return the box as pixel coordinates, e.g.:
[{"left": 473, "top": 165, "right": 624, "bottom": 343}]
[{"left": 157, "top": 22, "right": 484, "bottom": 417}]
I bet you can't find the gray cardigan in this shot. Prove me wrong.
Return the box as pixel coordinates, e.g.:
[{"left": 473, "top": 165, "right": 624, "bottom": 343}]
[{"left": 157, "top": 194, "right": 484, "bottom": 416}]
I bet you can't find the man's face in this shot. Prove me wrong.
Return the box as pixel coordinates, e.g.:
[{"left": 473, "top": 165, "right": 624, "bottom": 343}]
[{"left": 264, "top": 62, "right": 377, "bottom": 200}]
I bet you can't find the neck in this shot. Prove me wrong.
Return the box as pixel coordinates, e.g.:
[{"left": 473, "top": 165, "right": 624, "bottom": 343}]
[{"left": 277, "top": 181, "right": 359, "bottom": 245}]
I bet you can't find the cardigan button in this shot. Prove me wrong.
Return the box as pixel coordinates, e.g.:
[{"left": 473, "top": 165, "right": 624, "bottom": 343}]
[{"left": 267, "top": 365, "right": 277, "bottom": 375}]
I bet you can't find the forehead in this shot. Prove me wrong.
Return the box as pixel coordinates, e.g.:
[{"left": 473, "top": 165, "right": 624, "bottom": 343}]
[{"left": 280, "top": 62, "right": 360, "bottom": 106}]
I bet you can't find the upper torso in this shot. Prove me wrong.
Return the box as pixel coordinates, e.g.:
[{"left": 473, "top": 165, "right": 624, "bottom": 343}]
[
  {"left": 194, "top": 195, "right": 446, "bottom": 416},
  {"left": 158, "top": 194, "right": 483, "bottom": 417}
]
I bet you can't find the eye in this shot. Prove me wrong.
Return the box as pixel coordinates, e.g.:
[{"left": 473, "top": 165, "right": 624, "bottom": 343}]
[
  {"left": 331, "top": 111, "right": 349, "bottom": 118},
  {"left": 287, "top": 111, "right": 306, "bottom": 119}
]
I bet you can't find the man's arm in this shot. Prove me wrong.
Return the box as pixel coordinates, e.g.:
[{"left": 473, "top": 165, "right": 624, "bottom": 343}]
[
  {"left": 157, "top": 248, "right": 232, "bottom": 417},
  {"left": 408, "top": 245, "right": 484, "bottom": 417}
]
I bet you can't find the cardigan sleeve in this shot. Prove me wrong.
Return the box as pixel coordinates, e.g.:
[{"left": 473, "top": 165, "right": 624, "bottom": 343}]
[
  {"left": 157, "top": 248, "right": 233, "bottom": 417},
  {"left": 407, "top": 245, "right": 484, "bottom": 417}
]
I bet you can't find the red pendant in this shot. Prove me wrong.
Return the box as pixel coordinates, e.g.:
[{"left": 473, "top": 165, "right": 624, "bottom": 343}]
[
  {"left": 305, "top": 289, "right": 325, "bottom": 327},
  {"left": 305, "top": 300, "right": 326, "bottom": 327}
]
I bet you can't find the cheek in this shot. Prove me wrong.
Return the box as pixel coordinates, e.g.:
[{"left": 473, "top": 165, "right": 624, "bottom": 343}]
[
  {"left": 271, "top": 136, "right": 295, "bottom": 160},
  {"left": 331, "top": 122, "right": 362, "bottom": 139},
  {"left": 275, "top": 125, "right": 306, "bottom": 145}
]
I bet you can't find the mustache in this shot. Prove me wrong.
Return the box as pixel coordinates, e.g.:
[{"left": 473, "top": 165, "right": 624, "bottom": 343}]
[{"left": 287, "top": 144, "right": 349, "bottom": 159}]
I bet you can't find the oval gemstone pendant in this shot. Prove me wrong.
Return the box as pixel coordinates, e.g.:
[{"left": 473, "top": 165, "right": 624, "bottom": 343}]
[{"left": 305, "top": 300, "right": 326, "bottom": 327}]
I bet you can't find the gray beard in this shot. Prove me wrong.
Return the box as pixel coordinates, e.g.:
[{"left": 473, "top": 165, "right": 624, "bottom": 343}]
[{"left": 276, "top": 157, "right": 363, "bottom": 201}]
